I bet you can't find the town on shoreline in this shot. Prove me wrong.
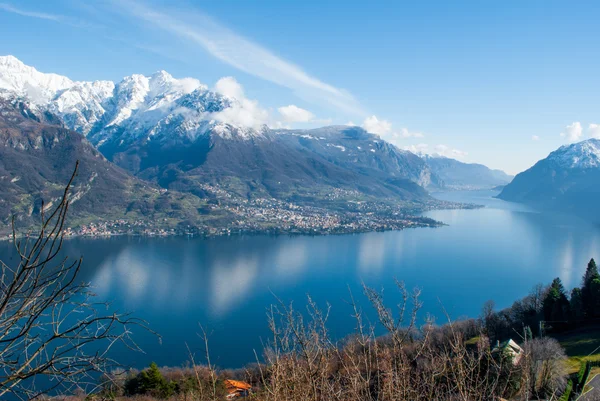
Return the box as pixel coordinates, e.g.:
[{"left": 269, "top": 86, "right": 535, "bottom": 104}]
[{"left": 2, "top": 196, "right": 481, "bottom": 241}]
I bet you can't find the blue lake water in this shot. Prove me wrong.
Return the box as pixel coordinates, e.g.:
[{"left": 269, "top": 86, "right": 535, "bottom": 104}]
[{"left": 2, "top": 190, "right": 599, "bottom": 369}]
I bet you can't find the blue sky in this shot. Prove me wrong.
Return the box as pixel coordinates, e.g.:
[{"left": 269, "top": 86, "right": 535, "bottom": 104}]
[{"left": 1, "top": 0, "right": 600, "bottom": 174}]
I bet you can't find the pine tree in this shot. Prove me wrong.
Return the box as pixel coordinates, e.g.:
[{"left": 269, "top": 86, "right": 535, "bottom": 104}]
[
  {"left": 583, "top": 258, "right": 599, "bottom": 284},
  {"left": 139, "top": 362, "right": 174, "bottom": 397},
  {"left": 570, "top": 287, "right": 584, "bottom": 321},
  {"left": 581, "top": 258, "right": 600, "bottom": 318},
  {"left": 543, "top": 278, "right": 569, "bottom": 324}
]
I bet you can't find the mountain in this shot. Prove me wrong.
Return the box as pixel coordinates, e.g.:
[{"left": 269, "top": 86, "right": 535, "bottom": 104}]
[
  {"left": 103, "top": 124, "right": 437, "bottom": 202},
  {"left": 0, "top": 55, "right": 438, "bottom": 203},
  {"left": 421, "top": 154, "right": 513, "bottom": 190},
  {"left": 498, "top": 139, "right": 600, "bottom": 220},
  {"left": 0, "top": 95, "right": 211, "bottom": 234}
]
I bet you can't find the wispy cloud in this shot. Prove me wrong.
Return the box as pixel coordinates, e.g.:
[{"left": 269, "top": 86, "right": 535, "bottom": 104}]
[
  {"left": 110, "top": 0, "right": 364, "bottom": 116},
  {"left": 403, "top": 143, "right": 468, "bottom": 159},
  {"left": 361, "top": 115, "right": 424, "bottom": 147},
  {"left": 0, "top": 2, "right": 105, "bottom": 30},
  {"left": 0, "top": 2, "right": 62, "bottom": 21}
]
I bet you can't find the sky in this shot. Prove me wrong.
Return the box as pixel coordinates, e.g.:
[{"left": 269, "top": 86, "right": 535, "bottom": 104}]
[{"left": 1, "top": 0, "right": 600, "bottom": 174}]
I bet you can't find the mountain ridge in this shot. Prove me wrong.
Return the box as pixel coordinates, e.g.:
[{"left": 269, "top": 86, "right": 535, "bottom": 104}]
[
  {"left": 420, "top": 154, "right": 513, "bottom": 190},
  {"left": 498, "top": 138, "right": 600, "bottom": 220}
]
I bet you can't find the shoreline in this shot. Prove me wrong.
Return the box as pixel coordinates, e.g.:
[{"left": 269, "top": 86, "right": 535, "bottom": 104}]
[{"left": 0, "top": 201, "right": 484, "bottom": 243}]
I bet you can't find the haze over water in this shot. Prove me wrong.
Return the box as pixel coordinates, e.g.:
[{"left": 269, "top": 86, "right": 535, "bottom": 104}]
[{"left": 1, "top": 190, "right": 598, "bottom": 369}]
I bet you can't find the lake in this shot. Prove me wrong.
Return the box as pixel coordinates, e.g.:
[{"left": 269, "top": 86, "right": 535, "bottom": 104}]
[{"left": 1, "top": 190, "right": 599, "bottom": 369}]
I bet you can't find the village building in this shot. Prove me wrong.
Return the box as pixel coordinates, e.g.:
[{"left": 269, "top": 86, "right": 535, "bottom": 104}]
[
  {"left": 224, "top": 379, "right": 252, "bottom": 399},
  {"left": 491, "top": 338, "right": 523, "bottom": 364}
]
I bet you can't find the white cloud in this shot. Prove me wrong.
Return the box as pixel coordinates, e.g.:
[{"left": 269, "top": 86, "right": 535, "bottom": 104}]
[
  {"left": 434, "top": 144, "right": 468, "bottom": 159},
  {"left": 112, "top": 0, "right": 364, "bottom": 116},
  {"left": 0, "top": 2, "right": 61, "bottom": 21},
  {"left": 560, "top": 122, "right": 583, "bottom": 142},
  {"left": 397, "top": 128, "right": 425, "bottom": 139},
  {"left": 404, "top": 143, "right": 468, "bottom": 159},
  {"left": 0, "top": 2, "right": 103, "bottom": 29},
  {"left": 214, "top": 76, "right": 244, "bottom": 100},
  {"left": 277, "top": 105, "right": 315, "bottom": 123},
  {"left": 588, "top": 123, "right": 600, "bottom": 139},
  {"left": 362, "top": 115, "right": 424, "bottom": 146},
  {"left": 404, "top": 143, "right": 430, "bottom": 154},
  {"left": 362, "top": 115, "right": 392, "bottom": 135},
  {"left": 532, "top": 135, "right": 540, "bottom": 141},
  {"left": 211, "top": 77, "right": 268, "bottom": 129}
]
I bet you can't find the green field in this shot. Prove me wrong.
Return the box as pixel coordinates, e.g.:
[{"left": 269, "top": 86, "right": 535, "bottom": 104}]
[{"left": 552, "top": 324, "right": 600, "bottom": 374}]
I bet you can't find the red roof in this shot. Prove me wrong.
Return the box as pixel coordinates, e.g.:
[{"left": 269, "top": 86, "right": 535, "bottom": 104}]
[{"left": 224, "top": 379, "right": 252, "bottom": 393}]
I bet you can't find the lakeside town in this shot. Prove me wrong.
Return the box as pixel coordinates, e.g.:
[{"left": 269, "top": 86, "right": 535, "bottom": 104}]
[
  {"left": 1, "top": 179, "right": 482, "bottom": 242},
  {"left": 49, "top": 195, "right": 478, "bottom": 240}
]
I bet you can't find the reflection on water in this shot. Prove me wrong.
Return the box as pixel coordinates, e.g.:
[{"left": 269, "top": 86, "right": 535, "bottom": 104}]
[{"left": 1, "top": 190, "right": 599, "bottom": 368}]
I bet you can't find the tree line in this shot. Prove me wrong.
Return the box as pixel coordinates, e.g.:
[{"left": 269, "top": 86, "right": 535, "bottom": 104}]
[{"left": 482, "top": 258, "right": 600, "bottom": 342}]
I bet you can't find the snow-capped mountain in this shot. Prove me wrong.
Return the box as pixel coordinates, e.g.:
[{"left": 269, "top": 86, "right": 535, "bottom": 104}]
[
  {"left": 0, "top": 55, "right": 262, "bottom": 146},
  {"left": 545, "top": 139, "right": 600, "bottom": 169},
  {"left": 0, "top": 96, "right": 207, "bottom": 231},
  {"left": 0, "top": 55, "right": 439, "bottom": 202},
  {"left": 498, "top": 139, "right": 600, "bottom": 220},
  {"left": 0, "top": 55, "right": 74, "bottom": 102},
  {"left": 420, "top": 154, "right": 513, "bottom": 190}
]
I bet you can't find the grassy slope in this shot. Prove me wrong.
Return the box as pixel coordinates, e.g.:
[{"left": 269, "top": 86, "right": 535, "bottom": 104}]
[{"left": 552, "top": 324, "right": 600, "bottom": 374}]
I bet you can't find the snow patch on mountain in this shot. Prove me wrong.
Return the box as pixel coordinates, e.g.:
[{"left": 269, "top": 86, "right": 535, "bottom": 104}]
[{"left": 548, "top": 139, "right": 600, "bottom": 169}]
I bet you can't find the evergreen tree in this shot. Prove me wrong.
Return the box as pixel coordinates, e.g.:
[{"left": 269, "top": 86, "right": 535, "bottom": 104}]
[
  {"left": 581, "top": 258, "right": 600, "bottom": 318},
  {"left": 570, "top": 287, "right": 584, "bottom": 321},
  {"left": 138, "top": 362, "right": 174, "bottom": 398},
  {"left": 583, "top": 258, "right": 599, "bottom": 284},
  {"left": 543, "top": 278, "right": 569, "bottom": 324}
]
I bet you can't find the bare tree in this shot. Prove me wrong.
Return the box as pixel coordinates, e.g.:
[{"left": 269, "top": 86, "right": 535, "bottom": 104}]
[
  {"left": 0, "top": 163, "right": 148, "bottom": 400},
  {"left": 523, "top": 337, "right": 567, "bottom": 399}
]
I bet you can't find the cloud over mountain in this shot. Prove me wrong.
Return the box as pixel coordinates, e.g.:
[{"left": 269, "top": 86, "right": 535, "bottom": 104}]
[{"left": 278, "top": 105, "right": 314, "bottom": 123}]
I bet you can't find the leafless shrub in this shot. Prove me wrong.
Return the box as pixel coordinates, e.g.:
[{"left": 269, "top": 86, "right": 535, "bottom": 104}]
[
  {"left": 0, "top": 163, "right": 150, "bottom": 400},
  {"left": 522, "top": 337, "right": 567, "bottom": 399},
  {"left": 251, "top": 282, "right": 536, "bottom": 401}
]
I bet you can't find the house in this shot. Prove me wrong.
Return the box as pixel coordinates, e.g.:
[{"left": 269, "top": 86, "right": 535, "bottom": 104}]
[
  {"left": 491, "top": 338, "right": 523, "bottom": 364},
  {"left": 224, "top": 379, "right": 252, "bottom": 398}
]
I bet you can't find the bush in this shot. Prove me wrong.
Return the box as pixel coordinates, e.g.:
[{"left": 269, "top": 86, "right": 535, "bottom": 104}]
[{"left": 124, "top": 363, "right": 175, "bottom": 399}]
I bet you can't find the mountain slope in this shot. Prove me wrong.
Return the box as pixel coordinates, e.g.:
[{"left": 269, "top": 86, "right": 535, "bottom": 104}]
[
  {"left": 422, "top": 155, "right": 513, "bottom": 190},
  {"left": 103, "top": 124, "right": 433, "bottom": 202},
  {"left": 0, "top": 55, "right": 439, "bottom": 203},
  {"left": 0, "top": 96, "right": 210, "bottom": 233},
  {"left": 498, "top": 139, "right": 600, "bottom": 219}
]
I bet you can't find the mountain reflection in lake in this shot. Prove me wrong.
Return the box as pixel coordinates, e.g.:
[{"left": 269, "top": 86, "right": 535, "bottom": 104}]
[{"left": 1, "top": 190, "right": 599, "bottom": 369}]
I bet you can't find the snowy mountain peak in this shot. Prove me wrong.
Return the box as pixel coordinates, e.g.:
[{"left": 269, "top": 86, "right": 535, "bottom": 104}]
[
  {"left": 549, "top": 139, "right": 600, "bottom": 169},
  {"left": 0, "top": 55, "right": 24, "bottom": 68},
  {"left": 0, "top": 55, "right": 263, "bottom": 143},
  {"left": 0, "top": 55, "right": 74, "bottom": 103}
]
